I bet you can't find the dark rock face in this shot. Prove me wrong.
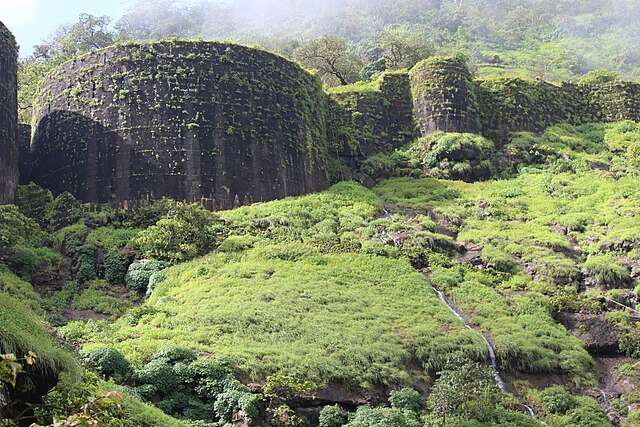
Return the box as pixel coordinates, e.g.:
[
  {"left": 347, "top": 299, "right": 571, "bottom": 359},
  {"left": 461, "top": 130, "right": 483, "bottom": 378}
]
[
  {"left": 556, "top": 312, "right": 620, "bottom": 354},
  {"left": 0, "top": 21, "right": 18, "bottom": 204},
  {"left": 30, "top": 41, "right": 330, "bottom": 208},
  {"left": 410, "top": 57, "right": 479, "bottom": 135}
]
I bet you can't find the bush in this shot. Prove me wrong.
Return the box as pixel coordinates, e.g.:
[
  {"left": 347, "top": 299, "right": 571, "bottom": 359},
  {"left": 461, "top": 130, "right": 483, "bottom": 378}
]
[
  {"left": 16, "top": 183, "right": 55, "bottom": 229},
  {"left": 81, "top": 347, "right": 131, "bottom": 380},
  {"left": 86, "top": 227, "right": 139, "bottom": 252},
  {"left": 411, "top": 132, "right": 495, "bottom": 181},
  {"left": 136, "top": 359, "right": 181, "bottom": 394},
  {"left": 539, "top": 386, "right": 576, "bottom": 414},
  {"left": 389, "top": 388, "right": 421, "bottom": 412},
  {"left": 146, "top": 270, "right": 167, "bottom": 297},
  {"left": 217, "top": 235, "right": 259, "bottom": 253},
  {"left": 583, "top": 256, "right": 630, "bottom": 288},
  {"left": 133, "top": 201, "right": 227, "bottom": 262},
  {"left": 577, "top": 69, "right": 619, "bottom": 85},
  {"left": 75, "top": 244, "right": 98, "bottom": 282},
  {"left": 125, "top": 260, "right": 169, "bottom": 293},
  {"left": 361, "top": 153, "right": 399, "bottom": 180},
  {"left": 0, "top": 205, "right": 45, "bottom": 252},
  {"left": 105, "top": 252, "right": 128, "bottom": 285},
  {"left": 319, "top": 405, "right": 345, "bottom": 427},
  {"left": 10, "top": 244, "right": 62, "bottom": 280},
  {"left": 72, "top": 280, "right": 132, "bottom": 315},
  {"left": 213, "top": 389, "right": 259, "bottom": 421},
  {"left": 344, "top": 406, "right": 420, "bottom": 427},
  {"left": 481, "top": 246, "right": 518, "bottom": 274},
  {"left": 152, "top": 346, "right": 197, "bottom": 364}
]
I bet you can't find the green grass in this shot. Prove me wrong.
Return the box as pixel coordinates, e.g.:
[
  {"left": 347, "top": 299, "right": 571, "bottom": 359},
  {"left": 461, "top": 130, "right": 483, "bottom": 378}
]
[
  {"left": 71, "top": 248, "right": 484, "bottom": 389},
  {"left": 427, "top": 262, "right": 596, "bottom": 386},
  {"left": 0, "top": 264, "right": 42, "bottom": 311},
  {"left": 0, "top": 291, "right": 79, "bottom": 378},
  {"left": 102, "top": 382, "right": 189, "bottom": 427},
  {"left": 72, "top": 280, "right": 132, "bottom": 316}
]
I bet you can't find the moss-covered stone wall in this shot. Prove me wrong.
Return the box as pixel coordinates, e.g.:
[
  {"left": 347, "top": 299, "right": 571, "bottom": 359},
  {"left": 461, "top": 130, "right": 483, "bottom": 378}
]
[
  {"left": 566, "top": 82, "right": 640, "bottom": 124},
  {"left": 25, "top": 47, "right": 640, "bottom": 204},
  {"left": 410, "top": 57, "right": 640, "bottom": 143},
  {"left": 0, "top": 21, "right": 18, "bottom": 204},
  {"left": 30, "top": 41, "right": 330, "bottom": 207},
  {"left": 410, "top": 57, "right": 480, "bottom": 135},
  {"left": 475, "top": 78, "right": 640, "bottom": 142},
  {"left": 476, "top": 77, "right": 569, "bottom": 142},
  {"left": 328, "top": 72, "right": 417, "bottom": 159}
]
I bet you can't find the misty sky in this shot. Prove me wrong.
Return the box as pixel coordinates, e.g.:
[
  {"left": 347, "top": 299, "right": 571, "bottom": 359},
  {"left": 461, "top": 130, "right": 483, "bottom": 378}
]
[{"left": 0, "top": 0, "right": 130, "bottom": 57}]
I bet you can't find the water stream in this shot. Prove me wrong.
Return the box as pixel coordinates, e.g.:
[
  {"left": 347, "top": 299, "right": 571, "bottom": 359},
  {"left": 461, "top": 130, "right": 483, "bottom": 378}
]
[
  {"left": 378, "top": 204, "right": 542, "bottom": 422},
  {"left": 432, "top": 285, "right": 539, "bottom": 420},
  {"left": 432, "top": 287, "right": 507, "bottom": 392},
  {"left": 599, "top": 389, "right": 616, "bottom": 423}
]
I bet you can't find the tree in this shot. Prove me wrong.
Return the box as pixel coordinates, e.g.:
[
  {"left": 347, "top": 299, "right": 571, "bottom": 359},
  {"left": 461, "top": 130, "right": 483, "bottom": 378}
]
[
  {"left": 294, "top": 35, "right": 363, "bottom": 86},
  {"left": 31, "top": 14, "right": 114, "bottom": 62},
  {"left": 380, "top": 26, "right": 434, "bottom": 70},
  {"left": 115, "top": 0, "right": 210, "bottom": 41},
  {"left": 427, "top": 359, "right": 500, "bottom": 426},
  {"left": 19, "top": 14, "right": 115, "bottom": 123},
  {"left": 132, "top": 200, "right": 228, "bottom": 262}
]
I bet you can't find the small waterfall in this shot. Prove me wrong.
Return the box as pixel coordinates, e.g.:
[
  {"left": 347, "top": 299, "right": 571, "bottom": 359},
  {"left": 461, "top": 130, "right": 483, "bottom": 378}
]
[
  {"left": 433, "top": 286, "right": 547, "bottom": 424},
  {"left": 432, "top": 287, "right": 507, "bottom": 393},
  {"left": 382, "top": 204, "right": 395, "bottom": 221},
  {"left": 378, "top": 203, "right": 543, "bottom": 423},
  {"left": 523, "top": 404, "right": 537, "bottom": 418},
  {"left": 599, "top": 390, "right": 616, "bottom": 423}
]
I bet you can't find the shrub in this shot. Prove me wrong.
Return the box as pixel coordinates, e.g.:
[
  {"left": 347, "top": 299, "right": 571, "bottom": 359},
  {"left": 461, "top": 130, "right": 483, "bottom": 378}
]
[
  {"left": 104, "top": 252, "right": 128, "bottom": 285},
  {"left": 15, "top": 183, "right": 55, "bottom": 229},
  {"left": 411, "top": 132, "right": 495, "bottom": 182},
  {"left": 217, "top": 235, "right": 259, "bottom": 253},
  {"left": 319, "top": 405, "right": 346, "bottom": 427},
  {"left": 56, "top": 223, "right": 89, "bottom": 255},
  {"left": 146, "top": 270, "right": 167, "bottom": 297},
  {"left": 75, "top": 244, "right": 98, "bottom": 282},
  {"left": 480, "top": 245, "right": 518, "bottom": 273},
  {"left": 214, "top": 389, "right": 259, "bottom": 421},
  {"left": 125, "top": 260, "right": 169, "bottom": 293},
  {"left": 361, "top": 153, "right": 399, "bottom": 180},
  {"left": 0, "top": 205, "right": 45, "bottom": 252},
  {"left": 539, "top": 386, "right": 576, "bottom": 414},
  {"left": 505, "top": 132, "right": 556, "bottom": 168},
  {"left": 81, "top": 347, "right": 131, "bottom": 380},
  {"left": 263, "top": 373, "right": 317, "bottom": 401},
  {"left": 344, "top": 406, "right": 420, "bottom": 427},
  {"left": 583, "top": 256, "right": 630, "bottom": 288},
  {"left": 50, "top": 191, "right": 84, "bottom": 228},
  {"left": 72, "top": 280, "right": 132, "bottom": 315},
  {"left": 10, "top": 244, "right": 62, "bottom": 280},
  {"left": 152, "top": 346, "right": 197, "bottom": 364},
  {"left": 427, "top": 360, "right": 500, "bottom": 421},
  {"left": 136, "top": 359, "right": 181, "bottom": 394},
  {"left": 577, "top": 69, "right": 619, "bottom": 85},
  {"left": 389, "top": 388, "right": 421, "bottom": 412},
  {"left": 86, "top": 227, "right": 139, "bottom": 252},
  {"left": 563, "top": 397, "right": 610, "bottom": 427},
  {"left": 133, "top": 201, "right": 227, "bottom": 262}
]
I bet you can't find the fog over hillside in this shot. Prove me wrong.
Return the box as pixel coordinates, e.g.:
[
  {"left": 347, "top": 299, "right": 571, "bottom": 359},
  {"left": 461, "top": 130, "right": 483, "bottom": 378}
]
[{"left": 109, "top": 0, "right": 640, "bottom": 80}]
